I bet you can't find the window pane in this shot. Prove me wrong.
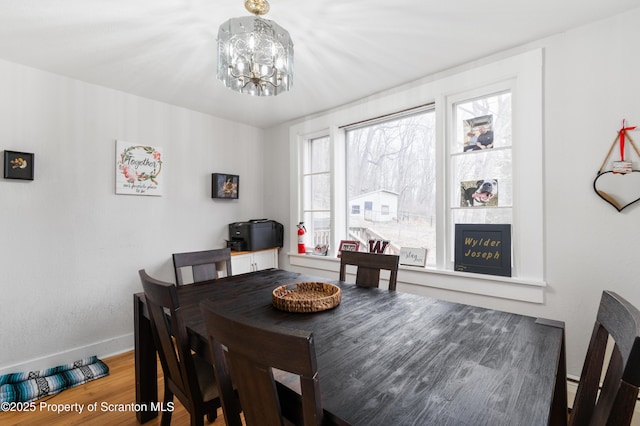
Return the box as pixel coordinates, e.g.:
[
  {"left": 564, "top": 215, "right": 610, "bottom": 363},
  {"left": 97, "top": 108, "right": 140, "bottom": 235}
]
[
  {"left": 302, "top": 136, "right": 331, "bottom": 252},
  {"left": 303, "top": 173, "right": 330, "bottom": 210},
  {"left": 346, "top": 108, "right": 436, "bottom": 265},
  {"left": 304, "top": 136, "right": 330, "bottom": 173},
  {"left": 451, "top": 208, "right": 512, "bottom": 225},
  {"left": 303, "top": 211, "right": 331, "bottom": 248},
  {"left": 451, "top": 91, "right": 513, "bottom": 266},
  {"left": 452, "top": 150, "right": 512, "bottom": 207}
]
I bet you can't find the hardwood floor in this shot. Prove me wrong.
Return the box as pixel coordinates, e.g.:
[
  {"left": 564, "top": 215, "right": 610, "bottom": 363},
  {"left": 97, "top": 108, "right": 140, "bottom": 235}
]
[{"left": 0, "top": 351, "right": 231, "bottom": 426}]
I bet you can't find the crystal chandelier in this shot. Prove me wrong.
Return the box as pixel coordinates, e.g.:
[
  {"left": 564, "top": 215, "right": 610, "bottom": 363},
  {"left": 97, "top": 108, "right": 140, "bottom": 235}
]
[{"left": 217, "top": 0, "right": 294, "bottom": 96}]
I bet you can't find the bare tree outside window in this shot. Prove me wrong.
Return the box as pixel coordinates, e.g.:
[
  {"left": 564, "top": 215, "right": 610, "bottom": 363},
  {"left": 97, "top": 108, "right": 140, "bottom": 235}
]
[{"left": 346, "top": 108, "right": 436, "bottom": 265}]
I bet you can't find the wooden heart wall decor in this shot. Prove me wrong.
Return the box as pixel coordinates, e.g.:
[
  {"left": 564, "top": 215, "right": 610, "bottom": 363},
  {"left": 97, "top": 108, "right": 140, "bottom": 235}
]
[{"left": 593, "top": 120, "right": 640, "bottom": 212}]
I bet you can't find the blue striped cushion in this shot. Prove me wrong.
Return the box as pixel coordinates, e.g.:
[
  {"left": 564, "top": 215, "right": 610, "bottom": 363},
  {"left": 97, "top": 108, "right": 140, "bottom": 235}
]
[{"left": 0, "top": 356, "right": 109, "bottom": 406}]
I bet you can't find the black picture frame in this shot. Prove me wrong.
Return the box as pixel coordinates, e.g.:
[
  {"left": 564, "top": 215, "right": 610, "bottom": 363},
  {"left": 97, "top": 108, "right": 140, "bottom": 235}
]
[
  {"left": 454, "top": 224, "right": 511, "bottom": 277},
  {"left": 211, "top": 173, "right": 239, "bottom": 199},
  {"left": 4, "top": 150, "right": 34, "bottom": 180}
]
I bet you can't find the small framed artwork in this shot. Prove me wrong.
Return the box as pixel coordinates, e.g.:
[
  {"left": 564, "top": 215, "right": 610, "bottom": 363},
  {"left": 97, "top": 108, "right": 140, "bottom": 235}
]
[
  {"left": 462, "top": 114, "right": 494, "bottom": 152},
  {"left": 313, "top": 244, "right": 329, "bottom": 256},
  {"left": 337, "top": 240, "right": 360, "bottom": 257},
  {"left": 4, "top": 151, "right": 34, "bottom": 180},
  {"left": 212, "top": 173, "right": 239, "bottom": 199},
  {"left": 399, "top": 247, "right": 427, "bottom": 267},
  {"left": 454, "top": 224, "right": 511, "bottom": 277},
  {"left": 115, "top": 140, "right": 163, "bottom": 196},
  {"left": 460, "top": 179, "right": 499, "bottom": 207}
]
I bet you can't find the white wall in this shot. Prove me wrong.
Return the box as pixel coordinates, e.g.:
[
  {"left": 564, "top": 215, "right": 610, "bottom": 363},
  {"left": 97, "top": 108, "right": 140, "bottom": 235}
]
[
  {"left": 0, "top": 59, "right": 265, "bottom": 374},
  {"left": 265, "top": 7, "right": 640, "bottom": 378}
]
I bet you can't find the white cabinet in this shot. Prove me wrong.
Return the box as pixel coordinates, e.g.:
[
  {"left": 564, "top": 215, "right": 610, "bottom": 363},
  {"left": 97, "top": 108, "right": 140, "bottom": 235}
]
[{"left": 231, "top": 248, "right": 279, "bottom": 275}]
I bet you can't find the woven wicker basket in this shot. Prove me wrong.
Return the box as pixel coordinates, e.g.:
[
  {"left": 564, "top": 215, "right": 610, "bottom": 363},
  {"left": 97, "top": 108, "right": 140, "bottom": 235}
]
[{"left": 272, "top": 282, "right": 341, "bottom": 313}]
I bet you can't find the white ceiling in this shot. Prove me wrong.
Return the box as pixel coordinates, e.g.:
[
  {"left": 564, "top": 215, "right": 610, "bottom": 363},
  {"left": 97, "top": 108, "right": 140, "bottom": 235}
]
[{"left": 0, "top": 0, "right": 637, "bottom": 128}]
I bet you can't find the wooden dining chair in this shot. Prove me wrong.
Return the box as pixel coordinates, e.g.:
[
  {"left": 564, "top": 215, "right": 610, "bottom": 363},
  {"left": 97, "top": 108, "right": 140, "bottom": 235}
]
[
  {"left": 200, "top": 299, "right": 328, "bottom": 426},
  {"left": 172, "top": 248, "right": 232, "bottom": 286},
  {"left": 569, "top": 290, "right": 640, "bottom": 426},
  {"left": 338, "top": 251, "right": 399, "bottom": 291},
  {"left": 139, "top": 270, "right": 221, "bottom": 426}
]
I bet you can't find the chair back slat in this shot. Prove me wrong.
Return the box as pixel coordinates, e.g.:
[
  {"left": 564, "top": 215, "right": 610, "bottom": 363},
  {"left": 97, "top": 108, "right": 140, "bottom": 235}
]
[
  {"left": 339, "top": 251, "right": 399, "bottom": 291},
  {"left": 229, "top": 352, "right": 283, "bottom": 425},
  {"left": 173, "top": 248, "right": 232, "bottom": 285},
  {"left": 570, "top": 290, "right": 640, "bottom": 426}
]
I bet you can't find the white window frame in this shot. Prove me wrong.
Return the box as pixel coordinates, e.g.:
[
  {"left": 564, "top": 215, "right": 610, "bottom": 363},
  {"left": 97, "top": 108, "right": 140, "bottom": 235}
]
[
  {"left": 300, "top": 134, "right": 332, "bottom": 251},
  {"left": 288, "top": 49, "right": 544, "bottom": 303},
  {"left": 445, "top": 84, "right": 514, "bottom": 271}
]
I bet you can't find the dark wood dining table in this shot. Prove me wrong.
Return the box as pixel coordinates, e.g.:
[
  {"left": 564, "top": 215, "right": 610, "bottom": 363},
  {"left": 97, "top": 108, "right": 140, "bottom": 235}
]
[{"left": 134, "top": 268, "right": 567, "bottom": 425}]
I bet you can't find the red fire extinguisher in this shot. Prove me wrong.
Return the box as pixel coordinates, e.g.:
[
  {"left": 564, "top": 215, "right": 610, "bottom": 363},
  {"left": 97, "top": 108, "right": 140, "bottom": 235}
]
[{"left": 297, "top": 222, "right": 306, "bottom": 254}]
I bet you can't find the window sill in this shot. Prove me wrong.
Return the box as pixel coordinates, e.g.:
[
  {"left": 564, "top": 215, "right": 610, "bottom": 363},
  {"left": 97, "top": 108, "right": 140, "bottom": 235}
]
[{"left": 288, "top": 253, "right": 546, "bottom": 304}]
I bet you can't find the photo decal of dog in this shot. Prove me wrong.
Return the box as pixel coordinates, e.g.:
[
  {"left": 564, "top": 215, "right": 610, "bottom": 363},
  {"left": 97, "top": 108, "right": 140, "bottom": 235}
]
[{"left": 461, "top": 179, "right": 498, "bottom": 207}]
